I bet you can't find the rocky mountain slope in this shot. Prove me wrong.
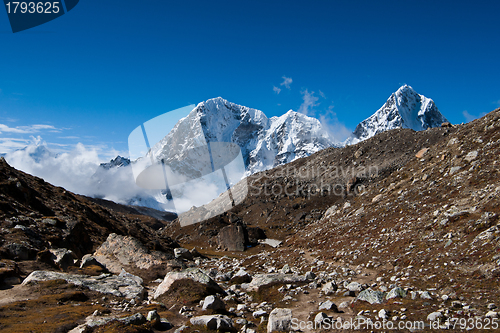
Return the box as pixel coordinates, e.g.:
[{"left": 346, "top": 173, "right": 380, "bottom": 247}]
[
  {"left": 1, "top": 107, "right": 498, "bottom": 333},
  {"left": 0, "top": 157, "right": 178, "bottom": 262},
  {"left": 348, "top": 85, "right": 448, "bottom": 144}
]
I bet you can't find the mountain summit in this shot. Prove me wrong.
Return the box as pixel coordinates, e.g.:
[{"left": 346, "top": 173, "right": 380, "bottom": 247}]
[
  {"left": 149, "top": 97, "right": 339, "bottom": 176},
  {"left": 349, "top": 85, "right": 448, "bottom": 144}
]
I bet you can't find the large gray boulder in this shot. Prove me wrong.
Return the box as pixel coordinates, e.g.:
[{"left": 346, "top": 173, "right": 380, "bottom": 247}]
[
  {"left": 386, "top": 287, "right": 407, "bottom": 300},
  {"left": 190, "top": 315, "right": 234, "bottom": 331},
  {"left": 22, "top": 270, "right": 145, "bottom": 300},
  {"left": 241, "top": 273, "right": 308, "bottom": 292},
  {"left": 355, "top": 288, "right": 385, "bottom": 304},
  {"left": 93, "top": 233, "right": 172, "bottom": 274},
  {"left": 218, "top": 224, "right": 246, "bottom": 251},
  {"left": 154, "top": 268, "right": 225, "bottom": 299},
  {"left": 267, "top": 308, "right": 293, "bottom": 333},
  {"left": 322, "top": 281, "right": 337, "bottom": 295}
]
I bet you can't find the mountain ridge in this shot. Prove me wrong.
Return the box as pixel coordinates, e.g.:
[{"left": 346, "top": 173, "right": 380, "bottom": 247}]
[{"left": 348, "top": 85, "right": 448, "bottom": 144}]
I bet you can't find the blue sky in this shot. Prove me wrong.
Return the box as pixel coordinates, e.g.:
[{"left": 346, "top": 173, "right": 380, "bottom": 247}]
[{"left": 0, "top": 0, "right": 499, "bottom": 159}]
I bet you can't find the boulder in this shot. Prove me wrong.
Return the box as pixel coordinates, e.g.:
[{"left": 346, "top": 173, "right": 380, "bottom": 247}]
[
  {"left": 174, "top": 248, "right": 194, "bottom": 261},
  {"left": 241, "top": 273, "right": 308, "bottom": 292},
  {"left": 346, "top": 281, "right": 363, "bottom": 292},
  {"left": 318, "top": 300, "right": 338, "bottom": 312},
  {"left": 190, "top": 315, "right": 234, "bottom": 331},
  {"left": 230, "top": 268, "right": 252, "bottom": 284},
  {"left": 218, "top": 224, "right": 247, "bottom": 251},
  {"left": 267, "top": 308, "right": 292, "bottom": 333},
  {"left": 246, "top": 227, "right": 266, "bottom": 244},
  {"left": 322, "top": 281, "right": 337, "bottom": 295},
  {"left": 0, "top": 259, "right": 21, "bottom": 285},
  {"left": 386, "top": 287, "right": 407, "bottom": 300},
  {"left": 314, "top": 312, "right": 329, "bottom": 325},
  {"left": 427, "top": 311, "right": 443, "bottom": 321},
  {"left": 154, "top": 268, "right": 225, "bottom": 299},
  {"left": 202, "top": 295, "right": 225, "bottom": 311},
  {"left": 22, "top": 270, "right": 145, "bottom": 300},
  {"left": 80, "top": 254, "right": 106, "bottom": 269},
  {"left": 355, "top": 288, "right": 385, "bottom": 304},
  {"left": 49, "top": 248, "right": 76, "bottom": 271},
  {"left": 93, "top": 233, "right": 172, "bottom": 274}
]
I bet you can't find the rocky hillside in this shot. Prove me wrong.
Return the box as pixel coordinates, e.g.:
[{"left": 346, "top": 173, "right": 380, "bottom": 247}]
[
  {"left": 0, "top": 157, "right": 178, "bottom": 260},
  {"left": 0, "top": 108, "right": 498, "bottom": 332}
]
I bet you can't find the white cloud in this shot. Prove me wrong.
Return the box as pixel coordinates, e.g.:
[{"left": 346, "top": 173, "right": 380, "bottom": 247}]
[
  {"left": 2, "top": 137, "right": 211, "bottom": 214},
  {"left": 280, "top": 76, "right": 293, "bottom": 89},
  {"left": 3, "top": 138, "right": 158, "bottom": 207},
  {"left": 0, "top": 123, "right": 57, "bottom": 134},
  {"left": 318, "top": 105, "right": 352, "bottom": 142},
  {"left": 273, "top": 86, "right": 281, "bottom": 94},
  {"left": 0, "top": 138, "right": 30, "bottom": 152},
  {"left": 298, "top": 89, "right": 319, "bottom": 116},
  {"left": 319, "top": 90, "right": 326, "bottom": 99}
]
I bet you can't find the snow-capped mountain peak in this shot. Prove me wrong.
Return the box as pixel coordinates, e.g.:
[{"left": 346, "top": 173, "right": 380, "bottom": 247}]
[
  {"left": 349, "top": 85, "right": 448, "bottom": 144},
  {"left": 149, "top": 98, "right": 339, "bottom": 176},
  {"left": 98, "top": 155, "right": 131, "bottom": 170}
]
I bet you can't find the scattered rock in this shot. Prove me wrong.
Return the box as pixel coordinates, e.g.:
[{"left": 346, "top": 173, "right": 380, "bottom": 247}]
[
  {"left": 190, "top": 315, "right": 235, "bottom": 331},
  {"left": 314, "top": 312, "right": 329, "bottom": 325},
  {"left": 427, "top": 311, "right": 443, "bottom": 321},
  {"left": 372, "top": 194, "right": 384, "bottom": 203},
  {"left": 346, "top": 281, "right": 363, "bottom": 292},
  {"left": 202, "top": 295, "right": 225, "bottom": 311},
  {"left": 415, "top": 148, "right": 429, "bottom": 158},
  {"left": 318, "top": 300, "right": 338, "bottom": 312},
  {"left": 241, "top": 273, "right": 308, "bottom": 292},
  {"left": 174, "top": 248, "right": 194, "bottom": 261},
  {"left": 218, "top": 224, "right": 247, "bottom": 252},
  {"left": 386, "top": 287, "right": 406, "bottom": 300},
  {"left": 267, "top": 308, "right": 292, "bottom": 333},
  {"left": 49, "top": 248, "right": 76, "bottom": 271},
  {"left": 230, "top": 268, "right": 252, "bottom": 284},
  {"left": 485, "top": 311, "right": 498, "bottom": 319},
  {"left": 356, "top": 288, "right": 385, "bottom": 304},
  {"left": 154, "top": 268, "right": 225, "bottom": 299},
  {"left": 118, "top": 313, "right": 146, "bottom": 326},
  {"left": 22, "top": 270, "right": 145, "bottom": 300},
  {"left": 80, "top": 254, "right": 106, "bottom": 269},
  {"left": 464, "top": 150, "right": 478, "bottom": 162},
  {"left": 253, "top": 310, "right": 267, "bottom": 318},
  {"left": 322, "top": 281, "right": 337, "bottom": 295}
]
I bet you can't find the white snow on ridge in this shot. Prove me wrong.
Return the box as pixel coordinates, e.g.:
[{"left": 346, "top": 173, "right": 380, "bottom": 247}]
[
  {"left": 347, "top": 85, "right": 448, "bottom": 145},
  {"left": 150, "top": 97, "right": 339, "bottom": 177}
]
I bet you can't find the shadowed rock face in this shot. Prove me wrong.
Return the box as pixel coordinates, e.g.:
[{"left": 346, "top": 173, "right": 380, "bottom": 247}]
[{"left": 218, "top": 224, "right": 247, "bottom": 251}]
